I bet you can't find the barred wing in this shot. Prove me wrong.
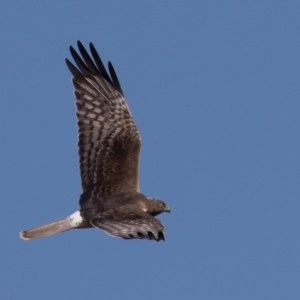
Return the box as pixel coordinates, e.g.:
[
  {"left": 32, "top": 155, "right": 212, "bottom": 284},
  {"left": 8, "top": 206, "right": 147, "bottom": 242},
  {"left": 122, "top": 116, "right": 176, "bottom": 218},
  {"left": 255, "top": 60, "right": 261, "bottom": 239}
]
[
  {"left": 66, "top": 41, "right": 141, "bottom": 199},
  {"left": 91, "top": 208, "right": 165, "bottom": 241}
]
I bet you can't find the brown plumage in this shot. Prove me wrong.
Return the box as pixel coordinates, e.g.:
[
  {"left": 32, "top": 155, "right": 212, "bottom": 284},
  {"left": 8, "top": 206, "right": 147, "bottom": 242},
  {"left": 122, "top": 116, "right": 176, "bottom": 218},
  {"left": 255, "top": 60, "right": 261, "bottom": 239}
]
[{"left": 20, "top": 41, "right": 170, "bottom": 242}]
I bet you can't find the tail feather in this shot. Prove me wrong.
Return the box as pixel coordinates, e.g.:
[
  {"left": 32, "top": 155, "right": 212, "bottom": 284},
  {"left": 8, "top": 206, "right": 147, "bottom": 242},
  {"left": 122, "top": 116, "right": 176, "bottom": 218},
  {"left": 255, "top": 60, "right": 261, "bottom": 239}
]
[
  {"left": 20, "top": 217, "right": 73, "bottom": 240},
  {"left": 20, "top": 211, "right": 84, "bottom": 240}
]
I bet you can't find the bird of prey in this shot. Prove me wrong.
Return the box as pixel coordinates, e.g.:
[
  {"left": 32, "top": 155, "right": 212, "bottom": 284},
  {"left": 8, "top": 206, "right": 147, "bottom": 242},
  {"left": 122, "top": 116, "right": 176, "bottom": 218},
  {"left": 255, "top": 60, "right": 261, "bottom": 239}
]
[{"left": 20, "top": 41, "right": 170, "bottom": 242}]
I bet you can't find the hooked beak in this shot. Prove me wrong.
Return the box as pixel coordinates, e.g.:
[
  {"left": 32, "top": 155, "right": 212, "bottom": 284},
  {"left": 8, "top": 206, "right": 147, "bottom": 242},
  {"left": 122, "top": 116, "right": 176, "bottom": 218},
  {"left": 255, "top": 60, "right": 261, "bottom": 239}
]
[{"left": 165, "top": 206, "right": 171, "bottom": 213}]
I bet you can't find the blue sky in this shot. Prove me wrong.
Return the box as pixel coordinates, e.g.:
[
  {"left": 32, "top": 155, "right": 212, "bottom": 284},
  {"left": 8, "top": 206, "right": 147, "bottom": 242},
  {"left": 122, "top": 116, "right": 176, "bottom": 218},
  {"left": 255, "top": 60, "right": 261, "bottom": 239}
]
[{"left": 1, "top": 1, "right": 300, "bottom": 299}]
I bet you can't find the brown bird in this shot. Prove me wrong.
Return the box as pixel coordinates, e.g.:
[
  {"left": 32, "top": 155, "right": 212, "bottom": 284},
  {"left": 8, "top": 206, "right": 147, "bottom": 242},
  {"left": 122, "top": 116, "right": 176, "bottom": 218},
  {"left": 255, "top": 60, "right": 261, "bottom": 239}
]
[{"left": 20, "top": 41, "right": 170, "bottom": 242}]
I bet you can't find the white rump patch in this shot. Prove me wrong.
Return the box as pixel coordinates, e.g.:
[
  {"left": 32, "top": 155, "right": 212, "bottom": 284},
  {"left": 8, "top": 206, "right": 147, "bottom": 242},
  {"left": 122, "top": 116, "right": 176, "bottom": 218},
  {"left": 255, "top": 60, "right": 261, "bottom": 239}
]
[{"left": 69, "top": 211, "right": 83, "bottom": 227}]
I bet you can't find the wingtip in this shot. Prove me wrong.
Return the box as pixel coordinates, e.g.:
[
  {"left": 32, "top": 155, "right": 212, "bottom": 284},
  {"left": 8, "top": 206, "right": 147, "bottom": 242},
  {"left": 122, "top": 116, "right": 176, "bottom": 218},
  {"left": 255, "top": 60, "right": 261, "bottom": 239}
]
[
  {"left": 77, "top": 40, "right": 85, "bottom": 52},
  {"left": 89, "top": 42, "right": 96, "bottom": 52},
  {"left": 148, "top": 230, "right": 165, "bottom": 241},
  {"left": 158, "top": 231, "right": 165, "bottom": 241}
]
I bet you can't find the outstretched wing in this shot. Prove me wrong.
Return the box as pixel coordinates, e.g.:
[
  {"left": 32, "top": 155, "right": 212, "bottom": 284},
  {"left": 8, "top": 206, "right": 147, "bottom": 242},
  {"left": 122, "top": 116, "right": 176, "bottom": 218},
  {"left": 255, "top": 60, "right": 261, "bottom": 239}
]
[
  {"left": 65, "top": 41, "right": 141, "bottom": 202},
  {"left": 90, "top": 208, "right": 165, "bottom": 241}
]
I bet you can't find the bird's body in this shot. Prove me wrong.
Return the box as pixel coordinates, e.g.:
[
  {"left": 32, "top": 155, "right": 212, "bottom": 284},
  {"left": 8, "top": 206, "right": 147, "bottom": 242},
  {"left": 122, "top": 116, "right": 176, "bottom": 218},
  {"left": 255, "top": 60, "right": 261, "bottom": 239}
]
[{"left": 20, "top": 41, "right": 170, "bottom": 242}]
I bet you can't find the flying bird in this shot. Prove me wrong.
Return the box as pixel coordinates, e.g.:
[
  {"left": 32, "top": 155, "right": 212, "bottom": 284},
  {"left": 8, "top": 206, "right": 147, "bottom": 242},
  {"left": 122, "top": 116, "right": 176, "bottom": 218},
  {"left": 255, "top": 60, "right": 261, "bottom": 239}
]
[{"left": 20, "top": 41, "right": 170, "bottom": 242}]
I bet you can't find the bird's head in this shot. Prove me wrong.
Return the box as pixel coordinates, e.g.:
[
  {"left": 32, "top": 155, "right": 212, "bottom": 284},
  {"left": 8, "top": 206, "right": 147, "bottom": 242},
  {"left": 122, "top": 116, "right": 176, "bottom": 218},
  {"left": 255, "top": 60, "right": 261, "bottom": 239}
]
[{"left": 147, "top": 198, "right": 171, "bottom": 216}]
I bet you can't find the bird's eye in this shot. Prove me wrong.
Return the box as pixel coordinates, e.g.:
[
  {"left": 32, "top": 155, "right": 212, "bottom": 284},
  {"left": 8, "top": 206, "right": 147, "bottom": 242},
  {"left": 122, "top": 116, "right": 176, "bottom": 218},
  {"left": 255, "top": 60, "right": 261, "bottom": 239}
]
[{"left": 162, "top": 202, "right": 166, "bottom": 207}]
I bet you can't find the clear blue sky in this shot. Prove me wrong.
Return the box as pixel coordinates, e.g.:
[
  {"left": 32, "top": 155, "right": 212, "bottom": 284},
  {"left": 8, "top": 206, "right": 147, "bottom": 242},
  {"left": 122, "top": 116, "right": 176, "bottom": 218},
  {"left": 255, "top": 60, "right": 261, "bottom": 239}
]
[{"left": 1, "top": 1, "right": 300, "bottom": 299}]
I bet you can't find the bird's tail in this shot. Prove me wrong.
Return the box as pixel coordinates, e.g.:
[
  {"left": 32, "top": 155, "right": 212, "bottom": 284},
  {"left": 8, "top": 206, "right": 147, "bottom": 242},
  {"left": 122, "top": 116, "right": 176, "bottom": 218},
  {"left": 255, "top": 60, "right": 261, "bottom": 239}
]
[{"left": 19, "top": 211, "right": 84, "bottom": 240}]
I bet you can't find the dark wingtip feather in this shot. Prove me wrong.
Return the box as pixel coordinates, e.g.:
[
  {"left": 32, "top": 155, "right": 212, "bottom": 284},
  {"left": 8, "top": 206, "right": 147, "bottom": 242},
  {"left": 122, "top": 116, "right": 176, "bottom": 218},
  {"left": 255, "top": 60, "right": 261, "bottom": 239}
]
[
  {"left": 158, "top": 231, "right": 165, "bottom": 241},
  {"left": 89, "top": 42, "right": 113, "bottom": 85},
  {"left": 137, "top": 232, "right": 144, "bottom": 238},
  {"left": 67, "top": 41, "right": 124, "bottom": 95},
  {"left": 69, "top": 45, "right": 91, "bottom": 76},
  {"left": 65, "top": 58, "right": 83, "bottom": 78},
  {"left": 148, "top": 231, "right": 155, "bottom": 240},
  {"left": 108, "top": 61, "right": 123, "bottom": 95},
  {"left": 77, "top": 41, "right": 99, "bottom": 76}
]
